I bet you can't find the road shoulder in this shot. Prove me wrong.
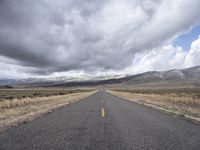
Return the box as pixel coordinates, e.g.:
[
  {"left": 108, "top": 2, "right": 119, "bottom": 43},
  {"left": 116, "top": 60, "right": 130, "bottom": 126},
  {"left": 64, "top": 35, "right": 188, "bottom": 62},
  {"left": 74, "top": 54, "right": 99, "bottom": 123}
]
[
  {"left": 0, "top": 91, "right": 96, "bottom": 132},
  {"left": 107, "top": 90, "right": 200, "bottom": 124}
]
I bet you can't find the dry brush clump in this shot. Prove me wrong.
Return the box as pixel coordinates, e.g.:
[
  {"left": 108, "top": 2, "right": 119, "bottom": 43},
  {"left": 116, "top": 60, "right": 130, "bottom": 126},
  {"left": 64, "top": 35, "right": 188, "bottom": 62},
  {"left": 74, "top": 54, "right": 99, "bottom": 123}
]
[{"left": 1, "top": 96, "right": 52, "bottom": 109}]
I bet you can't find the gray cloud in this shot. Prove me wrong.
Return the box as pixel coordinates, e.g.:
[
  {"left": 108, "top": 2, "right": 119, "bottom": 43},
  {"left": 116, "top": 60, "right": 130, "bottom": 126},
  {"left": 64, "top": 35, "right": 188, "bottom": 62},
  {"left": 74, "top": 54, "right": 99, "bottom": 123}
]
[{"left": 0, "top": 0, "right": 200, "bottom": 77}]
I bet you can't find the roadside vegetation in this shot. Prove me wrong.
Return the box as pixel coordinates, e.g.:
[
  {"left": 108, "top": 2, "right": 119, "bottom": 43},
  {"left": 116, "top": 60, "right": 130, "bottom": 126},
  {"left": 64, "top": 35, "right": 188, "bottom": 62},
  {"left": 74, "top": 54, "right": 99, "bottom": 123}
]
[
  {"left": 0, "top": 88, "right": 96, "bottom": 132},
  {"left": 110, "top": 88, "right": 200, "bottom": 105},
  {"left": 0, "top": 88, "right": 93, "bottom": 109},
  {"left": 0, "top": 88, "right": 91, "bottom": 100},
  {"left": 108, "top": 88, "right": 200, "bottom": 122}
]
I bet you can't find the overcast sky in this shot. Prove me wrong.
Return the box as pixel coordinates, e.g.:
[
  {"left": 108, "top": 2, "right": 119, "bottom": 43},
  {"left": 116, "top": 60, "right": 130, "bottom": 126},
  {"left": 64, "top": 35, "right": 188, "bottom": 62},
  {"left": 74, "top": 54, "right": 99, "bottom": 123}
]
[{"left": 0, "top": 0, "right": 200, "bottom": 79}]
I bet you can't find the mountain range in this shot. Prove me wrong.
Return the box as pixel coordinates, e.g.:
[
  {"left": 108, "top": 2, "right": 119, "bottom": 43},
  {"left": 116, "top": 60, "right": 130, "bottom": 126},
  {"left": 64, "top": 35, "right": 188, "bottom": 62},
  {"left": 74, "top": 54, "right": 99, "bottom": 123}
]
[{"left": 0, "top": 66, "right": 200, "bottom": 88}]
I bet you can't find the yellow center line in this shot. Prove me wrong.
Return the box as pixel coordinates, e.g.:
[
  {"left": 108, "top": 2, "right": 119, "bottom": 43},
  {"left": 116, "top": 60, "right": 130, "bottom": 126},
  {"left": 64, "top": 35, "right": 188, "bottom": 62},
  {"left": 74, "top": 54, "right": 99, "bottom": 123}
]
[{"left": 101, "top": 107, "right": 105, "bottom": 117}]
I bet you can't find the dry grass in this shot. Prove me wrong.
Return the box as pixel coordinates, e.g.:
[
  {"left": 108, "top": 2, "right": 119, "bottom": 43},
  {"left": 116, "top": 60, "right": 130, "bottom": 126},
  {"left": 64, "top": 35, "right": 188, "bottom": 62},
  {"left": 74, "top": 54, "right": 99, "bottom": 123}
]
[
  {"left": 0, "top": 88, "right": 94, "bottom": 109},
  {"left": 0, "top": 88, "right": 93, "bottom": 100},
  {"left": 0, "top": 90, "right": 96, "bottom": 132},
  {"left": 117, "top": 93, "right": 200, "bottom": 105},
  {"left": 109, "top": 88, "right": 200, "bottom": 105},
  {"left": 108, "top": 89, "right": 200, "bottom": 123}
]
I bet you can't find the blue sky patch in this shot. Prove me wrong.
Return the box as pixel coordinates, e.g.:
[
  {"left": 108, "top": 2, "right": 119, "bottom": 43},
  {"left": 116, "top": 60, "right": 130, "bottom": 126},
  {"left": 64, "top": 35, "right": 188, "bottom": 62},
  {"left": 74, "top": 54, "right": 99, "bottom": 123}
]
[{"left": 173, "top": 25, "right": 200, "bottom": 51}]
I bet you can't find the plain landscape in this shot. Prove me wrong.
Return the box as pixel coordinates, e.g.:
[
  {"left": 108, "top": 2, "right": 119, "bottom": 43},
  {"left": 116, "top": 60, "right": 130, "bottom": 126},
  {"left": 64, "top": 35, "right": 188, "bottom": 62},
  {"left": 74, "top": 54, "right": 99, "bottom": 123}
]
[
  {"left": 0, "top": 66, "right": 200, "bottom": 132},
  {"left": 0, "top": 89, "right": 200, "bottom": 150},
  {"left": 1, "top": 0, "right": 200, "bottom": 149},
  {"left": 0, "top": 67, "right": 200, "bottom": 149}
]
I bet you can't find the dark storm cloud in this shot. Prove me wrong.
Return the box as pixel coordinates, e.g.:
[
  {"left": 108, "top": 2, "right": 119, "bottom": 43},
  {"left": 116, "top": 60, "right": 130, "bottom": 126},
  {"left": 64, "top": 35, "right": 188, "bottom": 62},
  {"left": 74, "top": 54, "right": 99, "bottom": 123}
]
[{"left": 0, "top": 0, "right": 200, "bottom": 77}]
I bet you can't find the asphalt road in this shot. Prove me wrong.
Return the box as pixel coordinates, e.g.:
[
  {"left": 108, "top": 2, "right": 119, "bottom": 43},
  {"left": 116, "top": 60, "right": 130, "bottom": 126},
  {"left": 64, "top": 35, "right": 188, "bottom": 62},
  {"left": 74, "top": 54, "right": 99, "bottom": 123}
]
[{"left": 0, "top": 90, "right": 200, "bottom": 150}]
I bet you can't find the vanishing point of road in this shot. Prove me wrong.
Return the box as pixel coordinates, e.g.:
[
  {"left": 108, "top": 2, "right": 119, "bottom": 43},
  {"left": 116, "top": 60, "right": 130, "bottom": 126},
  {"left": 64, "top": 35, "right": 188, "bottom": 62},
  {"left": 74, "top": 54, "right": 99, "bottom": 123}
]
[{"left": 0, "top": 90, "right": 200, "bottom": 150}]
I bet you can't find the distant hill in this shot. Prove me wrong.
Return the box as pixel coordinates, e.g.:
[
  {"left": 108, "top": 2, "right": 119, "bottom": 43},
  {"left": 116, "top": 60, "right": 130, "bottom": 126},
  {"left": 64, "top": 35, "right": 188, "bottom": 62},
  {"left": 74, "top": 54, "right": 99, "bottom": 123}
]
[
  {"left": 0, "top": 66, "right": 200, "bottom": 88},
  {"left": 114, "top": 66, "right": 200, "bottom": 88}
]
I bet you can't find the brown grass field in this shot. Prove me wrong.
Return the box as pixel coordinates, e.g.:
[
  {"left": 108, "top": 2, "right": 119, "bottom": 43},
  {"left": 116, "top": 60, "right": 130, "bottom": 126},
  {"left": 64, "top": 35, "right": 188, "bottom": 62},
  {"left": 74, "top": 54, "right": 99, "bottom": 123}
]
[
  {"left": 0, "top": 88, "right": 94, "bottom": 109},
  {"left": 109, "top": 88, "right": 200, "bottom": 105},
  {"left": 0, "top": 88, "right": 92, "bottom": 100}
]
